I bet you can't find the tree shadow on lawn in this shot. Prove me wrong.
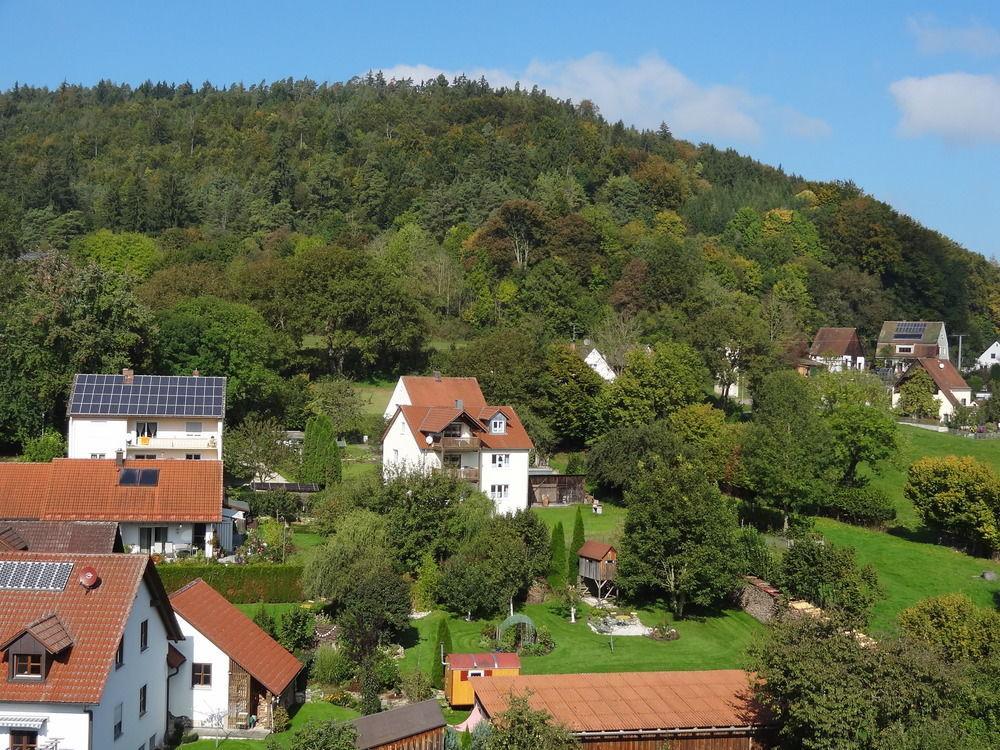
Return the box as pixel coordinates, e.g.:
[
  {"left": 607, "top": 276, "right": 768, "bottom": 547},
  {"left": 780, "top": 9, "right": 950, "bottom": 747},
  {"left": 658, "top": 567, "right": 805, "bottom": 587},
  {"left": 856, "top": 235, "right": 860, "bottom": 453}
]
[
  {"left": 637, "top": 598, "right": 733, "bottom": 624},
  {"left": 397, "top": 623, "right": 422, "bottom": 650},
  {"left": 885, "top": 523, "right": 939, "bottom": 545}
]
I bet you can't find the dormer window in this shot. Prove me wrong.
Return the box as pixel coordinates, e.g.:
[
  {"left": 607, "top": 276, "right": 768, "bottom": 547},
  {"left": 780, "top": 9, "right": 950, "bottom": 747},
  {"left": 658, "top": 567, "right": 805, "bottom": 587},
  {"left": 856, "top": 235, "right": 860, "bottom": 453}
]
[
  {"left": 490, "top": 415, "right": 506, "bottom": 434},
  {"left": 12, "top": 653, "right": 42, "bottom": 679}
]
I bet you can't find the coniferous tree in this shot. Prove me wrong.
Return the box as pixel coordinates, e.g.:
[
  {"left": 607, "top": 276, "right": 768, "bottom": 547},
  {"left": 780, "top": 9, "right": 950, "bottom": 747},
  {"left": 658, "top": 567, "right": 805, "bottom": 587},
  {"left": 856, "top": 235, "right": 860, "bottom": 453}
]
[
  {"left": 548, "top": 521, "right": 567, "bottom": 590},
  {"left": 434, "top": 617, "right": 453, "bottom": 689},
  {"left": 301, "top": 413, "right": 342, "bottom": 486},
  {"left": 568, "top": 507, "right": 586, "bottom": 585}
]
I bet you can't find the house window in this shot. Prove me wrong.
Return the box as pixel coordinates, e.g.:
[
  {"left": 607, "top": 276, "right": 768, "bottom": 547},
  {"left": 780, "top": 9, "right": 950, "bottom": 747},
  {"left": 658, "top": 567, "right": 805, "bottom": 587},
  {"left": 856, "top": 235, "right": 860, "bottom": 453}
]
[
  {"left": 133, "top": 454, "right": 156, "bottom": 460},
  {"left": 139, "top": 527, "right": 168, "bottom": 553},
  {"left": 992, "top": 353, "right": 997, "bottom": 360},
  {"left": 491, "top": 454, "right": 511, "bottom": 468},
  {"left": 185, "top": 421, "right": 203, "bottom": 434},
  {"left": 192, "top": 663, "right": 212, "bottom": 687},
  {"left": 490, "top": 416, "right": 506, "bottom": 434},
  {"left": 490, "top": 484, "right": 509, "bottom": 500},
  {"left": 116, "top": 637, "right": 125, "bottom": 669},
  {"left": 90, "top": 453, "right": 106, "bottom": 459},
  {"left": 443, "top": 423, "right": 462, "bottom": 437},
  {"left": 185, "top": 454, "right": 201, "bottom": 460},
  {"left": 896, "top": 345, "right": 913, "bottom": 354},
  {"left": 140, "top": 620, "right": 148, "bottom": 651},
  {"left": 9, "top": 731, "right": 37, "bottom": 750},
  {"left": 468, "top": 669, "right": 484, "bottom": 677},
  {"left": 139, "top": 684, "right": 147, "bottom": 716},
  {"left": 149, "top": 735, "right": 156, "bottom": 750},
  {"left": 12, "top": 653, "right": 42, "bottom": 679},
  {"left": 114, "top": 702, "right": 124, "bottom": 740},
  {"left": 136, "top": 422, "right": 158, "bottom": 438}
]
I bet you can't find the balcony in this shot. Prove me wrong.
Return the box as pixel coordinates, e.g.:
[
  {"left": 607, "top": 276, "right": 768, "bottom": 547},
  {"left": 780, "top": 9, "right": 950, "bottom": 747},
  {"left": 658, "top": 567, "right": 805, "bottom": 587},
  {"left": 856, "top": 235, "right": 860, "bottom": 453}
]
[
  {"left": 130, "top": 435, "right": 218, "bottom": 451},
  {"left": 442, "top": 466, "right": 479, "bottom": 482},
  {"left": 437, "top": 436, "right": 481, "bottom": 452}
]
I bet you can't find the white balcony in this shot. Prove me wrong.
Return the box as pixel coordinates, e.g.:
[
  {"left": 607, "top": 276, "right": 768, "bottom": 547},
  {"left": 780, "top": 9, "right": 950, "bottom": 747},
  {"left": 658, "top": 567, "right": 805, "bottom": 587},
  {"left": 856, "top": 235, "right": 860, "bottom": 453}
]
[{"left": 129, "top": 435, "right": 218, "bottom": 451}]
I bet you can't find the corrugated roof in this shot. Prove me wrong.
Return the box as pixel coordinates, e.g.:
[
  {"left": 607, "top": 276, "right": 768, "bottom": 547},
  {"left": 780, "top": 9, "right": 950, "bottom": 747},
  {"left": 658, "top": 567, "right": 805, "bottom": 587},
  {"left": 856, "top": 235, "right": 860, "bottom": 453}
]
[
  {"left": 577, "top": 541, "right": 615, "bottom": 561},
  {"left": 809, "top": 328, "right": 864, "bottom": 358},
  {"left": 447, "top": 652, "right": 521, "bottom": 670},
  {"left": 0, "top": 459, "right": 222, "bottom": 523},
  {"left": 0, "top": 551, "right": 181, "bottom": 704},
  {"left": 169, "top": 579, "right": 302, "bottom": 696},
  {"left": 350, "top": 700, "right": 445, "bottom": 749},
  {"left": 400, "top": 376, "right": 487, "bottom": 409},
  {"left": 471, "top": 670, "right": 763, "bottom": 733},
  {"left": 0, "top": 522, "right": 120, "bottom": 554}
]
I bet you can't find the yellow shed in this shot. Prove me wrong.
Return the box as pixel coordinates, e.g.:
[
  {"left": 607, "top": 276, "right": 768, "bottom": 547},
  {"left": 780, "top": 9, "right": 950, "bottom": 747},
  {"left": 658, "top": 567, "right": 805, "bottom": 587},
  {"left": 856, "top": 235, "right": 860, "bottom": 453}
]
[{"left": 444, "top": 652, "right": 521, "bottom": 707}]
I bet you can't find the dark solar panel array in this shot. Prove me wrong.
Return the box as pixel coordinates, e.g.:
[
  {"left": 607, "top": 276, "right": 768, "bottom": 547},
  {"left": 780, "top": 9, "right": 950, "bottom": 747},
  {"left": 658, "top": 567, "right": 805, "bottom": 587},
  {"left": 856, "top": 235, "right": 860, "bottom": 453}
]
[
  {"left": 69, "top": 374, "right": 226, "bottom": 417},
  {"left": 119, "top": 468, "right": 159, "bottom": 487},
  {"left": 894, "top": 322, "right": 928, "bottom": 340},
  {"left": 0, "top": 561, "right": 73, "bottom": 591}
]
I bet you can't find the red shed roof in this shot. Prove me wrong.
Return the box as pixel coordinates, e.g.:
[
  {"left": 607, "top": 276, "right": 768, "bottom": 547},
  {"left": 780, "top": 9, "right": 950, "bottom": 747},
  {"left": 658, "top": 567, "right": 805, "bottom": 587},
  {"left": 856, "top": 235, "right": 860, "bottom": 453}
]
[
  {"left": 447, "top": 652, "right": 521, "bottom": 670},
  {"left": 0, "top": 459, "right": 222, "bottom": 523},
  {"left": 471, "top": 670, "right": 764, "bottom": 734},
  {"left": 0, "top": 552, "right": 181, "bottom": 704},
  {"left": 577, "top": 541, "right": 615, "bottom": 561},
  {"left": 170, "top": 579, "right": 303, "bottom": 696}
]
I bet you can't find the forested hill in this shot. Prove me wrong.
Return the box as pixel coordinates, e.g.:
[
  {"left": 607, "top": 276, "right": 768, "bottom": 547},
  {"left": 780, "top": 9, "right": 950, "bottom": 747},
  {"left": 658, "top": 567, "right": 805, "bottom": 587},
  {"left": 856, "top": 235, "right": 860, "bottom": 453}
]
[{"left": 0, "top": 75, "right": 996, "bottom": 444}]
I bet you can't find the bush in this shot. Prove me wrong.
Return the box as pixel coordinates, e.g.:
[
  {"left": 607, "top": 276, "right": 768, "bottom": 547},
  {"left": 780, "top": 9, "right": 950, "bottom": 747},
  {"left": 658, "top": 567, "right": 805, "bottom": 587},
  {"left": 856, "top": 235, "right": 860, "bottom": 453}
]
[
  {"left": 19, "top": 429, "right": 66, "bottom": 462},
  {"left": 312, "top": 646, "right": 356, "bottom": 685},
  {"left": 278, "top": 608, "right": 315, "bottom": 651},
  {"left": 401, "top": 669, "right": 434, "bottom": 701},
  {"left": 247, "top": 490, "right": 301, "bottom": 521},
  {"left": 271, "top": 704, "right": 289, "bottom": 734},
  {"left": 180, "top": 732, "right": 199, "bottom": 744},
  {"left": 816, "top": 486, "right": 896, "bottom": 528},
  {"left": 252, "top": 605, "right": 277, "bottom": 638},
  {"left": 564, "top": 452, "right": 586, "bottom": 475},
  {"left": 369, "top": 649, "right": 401, "bottom": 692},
  {"left": 156, "top": 564, "right": 305, "bottom": 602}
]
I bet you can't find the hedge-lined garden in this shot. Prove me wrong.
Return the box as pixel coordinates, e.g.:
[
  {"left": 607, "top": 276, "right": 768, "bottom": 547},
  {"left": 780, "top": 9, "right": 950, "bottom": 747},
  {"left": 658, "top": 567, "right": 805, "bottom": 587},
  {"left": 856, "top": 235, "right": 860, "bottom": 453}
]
[{"left": 156, "top": 563, "right": 305, "bottom": 602}]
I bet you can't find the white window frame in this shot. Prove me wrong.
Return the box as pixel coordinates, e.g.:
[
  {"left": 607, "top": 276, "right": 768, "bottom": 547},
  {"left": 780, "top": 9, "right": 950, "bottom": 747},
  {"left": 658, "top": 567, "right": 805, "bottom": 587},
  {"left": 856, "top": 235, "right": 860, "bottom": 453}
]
[
  {"left": 490, "top": 484, "right": 509, "bottom": 499},
  {"left": 491, "top": 453, "right": 511, "bottom": 468},
  {"left": 896, "top": 345, "right": 913, "bottom": 354},
  {"left": 90, "top": 452, "right": 106, "bottom": 459},
  {"left": 490, "top": 416, "right": 506, "bottom": 434},
  {"left": 468, "top": 669, "right": 485, "bottom": 677}
]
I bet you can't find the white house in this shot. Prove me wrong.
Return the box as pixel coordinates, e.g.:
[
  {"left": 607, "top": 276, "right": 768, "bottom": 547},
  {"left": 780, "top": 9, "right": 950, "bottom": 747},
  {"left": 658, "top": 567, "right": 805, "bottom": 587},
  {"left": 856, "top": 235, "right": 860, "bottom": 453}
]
[
  {"left": 976, "top": 341, "right": 1000, "bottom": 370},
  {"left": 168, "top": 579, "right": 302, "bottom": 731},
  {"left": 382, "top": 377, "right": 533, "bottom": 514},
  {"left": 875, "top": 321, "right": 948, "bottom": 373},
  {"left": 382, "top": 374, "right": 487, "bottom": 420},
  {"left": 583, "top": 348, "right": 617, "bottom": 382},
  {"left": 0, "top": 552, "right": 184, "bottom": 750},
  {"left": 808, "top": 327, "right": 866, "bottom": 372},
  {"left": 67, "top": 371, "right": 225, "bottom": 461},
  {"left": 891, "top": 358, "right": 973, "bottom": 422},
  {"left": 0, "top": 459, "right": 233, "bottom": 558}
]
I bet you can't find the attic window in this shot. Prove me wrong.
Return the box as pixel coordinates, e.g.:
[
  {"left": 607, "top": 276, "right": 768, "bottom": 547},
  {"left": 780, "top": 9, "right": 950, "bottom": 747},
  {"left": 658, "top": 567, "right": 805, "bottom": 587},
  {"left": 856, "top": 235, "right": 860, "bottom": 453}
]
[
  {"left": 896, "top": 345, "right": 913, "bottom": 354},
  {"left": 12, "top": 653, "right": 42, "bottom": 680},
  {"left": 490, "top": 415, "right": 506, "bottom": 434},
  {"left": 119, "top": 469, "right": 159, "bottom": 487}
]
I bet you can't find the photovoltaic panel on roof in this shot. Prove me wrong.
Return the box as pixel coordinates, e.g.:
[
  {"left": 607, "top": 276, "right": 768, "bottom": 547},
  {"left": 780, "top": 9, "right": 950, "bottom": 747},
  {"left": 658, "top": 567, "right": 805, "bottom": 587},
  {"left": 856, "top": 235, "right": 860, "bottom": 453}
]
[
  {"left": 0, "top": 561, "right": 73, "bottom": 591},
  {"left": 894, "top": 321, "right": 927, "bottom": 340},
  {"left": 68, "top": 374, "right": 226, "bottom": 418}
]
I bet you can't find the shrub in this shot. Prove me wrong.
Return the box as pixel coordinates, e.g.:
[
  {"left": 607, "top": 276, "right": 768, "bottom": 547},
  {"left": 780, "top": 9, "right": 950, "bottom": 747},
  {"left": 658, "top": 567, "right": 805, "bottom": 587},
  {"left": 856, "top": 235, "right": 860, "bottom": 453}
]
[
  {"left": 271, "top": 704, "right": 289, "bottom": 734},
  {"left": 180, "top": 732, "right": 199, "bottom": 744},
  {"left": 312, "top": 646, "right": 356, "bottom": 685},
  {"left": 156, "top": 564, "right": 305, "bottom": 602},
  {"left": 401, "top": 669, "right": 434, "bottom": 701},
  {"left": 736, "top": 525, "right": 777, "bottom": 580},
  {"left": 19, "top": 429, "right": 66, "bottom": 462},
  {"left": 817, "top": 486, "right": 896, "bottom": 528},
  {"left": 564, "top": 452, "right": 586, "bottom": 475},
  {"left": 278, "top": 607, "right": 315, "bottom": 651},
  {"left": 247, "top": 489, "right": 301, "bottom": 521},
  {"left": 252, "top": 605, "right": 277, "bottom": 638},
  {"left": 369, "top": 649, "right": 401, "bottom": 692}
]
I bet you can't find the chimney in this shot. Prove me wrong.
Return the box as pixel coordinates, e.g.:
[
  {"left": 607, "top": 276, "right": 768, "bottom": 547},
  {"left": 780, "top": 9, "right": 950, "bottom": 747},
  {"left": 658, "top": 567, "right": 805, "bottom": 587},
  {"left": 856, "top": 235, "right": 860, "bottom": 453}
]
[
  {"left": 434, "top": 370, "right": 442, "bottom": 382},
  {"left": 455, "top": 399, "right": 463, "bottom": 411},
  {"left": 122, "top": 368, "right": 134, "bottom": 385},
  {"left": 192, "top": 369, "right": 200, "bottom": 377},
  {"left": 115, "top": 449, "right": 124, "bottom": 467}
]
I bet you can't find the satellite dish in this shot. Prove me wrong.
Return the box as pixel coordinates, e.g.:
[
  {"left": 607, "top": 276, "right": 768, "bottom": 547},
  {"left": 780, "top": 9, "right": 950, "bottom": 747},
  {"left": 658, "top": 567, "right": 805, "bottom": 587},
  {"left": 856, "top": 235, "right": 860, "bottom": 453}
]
[
  {"left": 79, "top": 566, "right": 100, "bottom": 590},
  {"left": 425, "top": 435, "right": 434, "bottom": 445}
]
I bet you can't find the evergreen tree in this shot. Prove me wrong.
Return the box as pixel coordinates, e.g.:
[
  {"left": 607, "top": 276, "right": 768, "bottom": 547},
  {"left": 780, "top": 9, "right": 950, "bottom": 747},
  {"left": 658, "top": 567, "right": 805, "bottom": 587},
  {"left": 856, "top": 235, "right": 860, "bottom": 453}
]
[
  {"left": 548, "top": 521, "right": 567, "bottom": 590},
  {"left": 301, "top": 413, "right": 342, "bottom": 486},
  {"left": 568, "top": 507, "right": 586, "bottom": 585},
  {"left": 252, "top": 604, "right": 277, "bottom": 638},
  {"left": 434, "top": 617, "right": 454, "bottom": 689}
]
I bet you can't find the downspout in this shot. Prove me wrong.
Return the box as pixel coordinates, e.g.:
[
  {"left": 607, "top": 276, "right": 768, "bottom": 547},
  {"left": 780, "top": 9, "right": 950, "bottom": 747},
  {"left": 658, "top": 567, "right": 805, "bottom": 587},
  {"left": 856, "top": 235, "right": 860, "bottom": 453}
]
[
  {"left": 166, "top": 660, "right": 181, "bottom": 742},
  {"left": 84, "top": 708, "right": 93, "bottom": 750}
]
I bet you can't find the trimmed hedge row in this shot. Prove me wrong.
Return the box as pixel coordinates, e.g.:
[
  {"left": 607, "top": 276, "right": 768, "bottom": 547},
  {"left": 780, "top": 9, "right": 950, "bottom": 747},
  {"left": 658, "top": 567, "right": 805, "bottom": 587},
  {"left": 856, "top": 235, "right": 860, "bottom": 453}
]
[{"left": 157, "top": 564, "right": 305, "bottom": 603}]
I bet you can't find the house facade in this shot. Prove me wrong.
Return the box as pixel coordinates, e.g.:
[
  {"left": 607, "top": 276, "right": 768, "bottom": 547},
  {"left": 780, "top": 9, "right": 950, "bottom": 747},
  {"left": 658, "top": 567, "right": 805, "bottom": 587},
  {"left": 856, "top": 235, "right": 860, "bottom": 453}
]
[
  {"left": 874, "top": 321, "right": 948, "bottom": 373},
  {"left": 583, "top": 348, "right": 617, "bottom": 382},
  {"left": 168, "top": 579, "right": 302, "bottom": 732},
  {"left": 67, "top": 371, "right": 225, "bottom": 461},
  {"left": 808, "top": 327, "right": 866, "bottom": 372},
  {"left": 444, "top": 653, "right": 521, "bottom": 708},
  {"left": 892, "top": 358, "right": 973, "bottom": 422},
  {"left": 0, "top": 459, "right": 231, "bottom": 558},
  {"left": 976, "top": 341, "right": 1000, "bottom": 370},
  {"left": 0, "top": 552, "right": 183, "bottom": 750},
  {"left": 382, "top": 377, "right": 533, "bottom": 514}
]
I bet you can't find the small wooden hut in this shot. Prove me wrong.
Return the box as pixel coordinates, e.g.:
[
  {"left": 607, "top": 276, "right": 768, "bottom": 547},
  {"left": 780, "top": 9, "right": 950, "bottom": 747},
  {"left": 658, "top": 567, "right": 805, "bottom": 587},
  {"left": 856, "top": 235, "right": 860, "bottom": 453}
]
[
  {"left": 349, "top": 699, "right": 446, "bottom": 750},
  {"left": 444, "top": 652, "right": 521, "bottom": 708},
  {"left": 577, "top": 540, "right": 617, "bottom": 600}
]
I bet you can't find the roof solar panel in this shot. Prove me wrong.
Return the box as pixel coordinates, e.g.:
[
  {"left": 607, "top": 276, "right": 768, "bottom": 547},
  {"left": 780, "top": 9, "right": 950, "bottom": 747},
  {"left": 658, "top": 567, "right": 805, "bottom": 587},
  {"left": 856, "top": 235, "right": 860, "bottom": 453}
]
[
  {"left": 137, "top": 469, "right": 159, "bottom": 487},
  {"left": 118, "top": 469, "right": 139, "bottom": 486},
  {"left": 68, "top": 374, "right": 226, "bottom": 418},
  {"left": 0, "top": 561, "right": 73, "bottom": 591},
  {"left": 894, "top": 321, "right": 927, "bottom": 340}
]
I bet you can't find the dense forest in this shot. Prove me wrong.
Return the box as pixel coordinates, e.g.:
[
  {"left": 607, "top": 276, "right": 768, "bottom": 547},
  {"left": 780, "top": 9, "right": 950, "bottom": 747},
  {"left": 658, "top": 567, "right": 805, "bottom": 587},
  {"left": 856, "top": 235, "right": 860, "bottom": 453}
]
[{"left": 0, "top": 74, "right": 997, "bottom": 449}]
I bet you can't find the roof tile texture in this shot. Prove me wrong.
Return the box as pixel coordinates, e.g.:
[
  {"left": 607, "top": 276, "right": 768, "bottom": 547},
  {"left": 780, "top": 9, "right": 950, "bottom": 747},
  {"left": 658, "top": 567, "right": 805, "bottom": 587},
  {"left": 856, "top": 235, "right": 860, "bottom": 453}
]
[
  {"left": 400, "top": 376, "right": 487, "bottom": 409},
  {"left": 170, "top": 579, "right": 302, "bottom": 695},
  {"left": 577, "top": 541, "right": 615, "bottom": 561},
  {"left": 809, "top": 327, "right": 864, "bottom": 358},
  {"left": 0, "top": 521, "right": 119, "bottom": 553}
]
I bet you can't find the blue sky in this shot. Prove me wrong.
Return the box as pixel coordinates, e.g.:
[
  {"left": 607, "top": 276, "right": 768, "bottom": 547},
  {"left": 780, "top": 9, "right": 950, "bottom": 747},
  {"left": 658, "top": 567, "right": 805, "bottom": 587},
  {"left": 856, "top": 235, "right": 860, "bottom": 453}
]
[{"left": 2, "top": 1, "right": 999, "bottom": 257}]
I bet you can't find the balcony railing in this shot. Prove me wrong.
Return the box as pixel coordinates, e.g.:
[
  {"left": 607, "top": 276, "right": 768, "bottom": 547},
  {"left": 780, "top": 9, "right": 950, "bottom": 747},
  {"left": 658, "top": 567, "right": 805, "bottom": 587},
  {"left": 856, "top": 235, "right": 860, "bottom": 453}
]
[
  {"left": 442, "top": 467, "right": 479, "bottom": 482},
  {"left": 437, "top": 436, "right": 480, "bottom": 452},
  {"left": 130, "top": 435, "right": 218, "bottom": 451}
]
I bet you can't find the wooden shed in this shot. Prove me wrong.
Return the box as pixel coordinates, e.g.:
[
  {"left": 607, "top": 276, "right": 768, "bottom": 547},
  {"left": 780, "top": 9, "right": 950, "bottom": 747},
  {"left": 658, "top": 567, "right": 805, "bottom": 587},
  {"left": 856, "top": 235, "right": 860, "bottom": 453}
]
[
  {"left": 577, "top": 540, "right": 617, "bottom": 600},
  {"left": 529, "top": 474, "right": 586, "bottom": 506},
  {"left": 349, "top": 699, "right": 446, "bottom": 750},
  {"left": 444, "top": 652, "right": 521, "bottom": 708}
]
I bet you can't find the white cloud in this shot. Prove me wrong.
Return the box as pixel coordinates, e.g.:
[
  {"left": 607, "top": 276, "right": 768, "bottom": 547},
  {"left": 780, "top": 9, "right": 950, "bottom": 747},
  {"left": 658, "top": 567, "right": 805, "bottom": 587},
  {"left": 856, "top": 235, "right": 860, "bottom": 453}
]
[
  {"left": 374, "top": 53, "right": 829, "bottom": 144},
  {"left": 890, "top": 73, "right": 1000, "bottom": 143},
  {"left": 907, "top": 15, "right": 1000, "bottom": 57}
]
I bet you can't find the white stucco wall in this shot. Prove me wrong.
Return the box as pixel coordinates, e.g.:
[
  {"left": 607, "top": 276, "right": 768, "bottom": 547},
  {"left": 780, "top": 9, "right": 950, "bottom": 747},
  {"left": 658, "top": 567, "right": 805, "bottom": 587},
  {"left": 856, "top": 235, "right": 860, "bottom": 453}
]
[
  {"left": 89, "top": 577, "right": 172, "bottom": 750},
  {"left": 383, "top": 380, "right": 411, "bottom": 420},
  {"left": 168, "top": 615, "right": 231, "bottom": 728},
  {"left": 584, "top": 350, "right": 617, "bottom": 382},
  {"left": 381, "top": 411, "right": 437, "bottom": 478},
  {"left": 119, "top": 523, "right": 220, "bottom": 558},
  {"left": 0, "top": 703, "right": 90, "bottom": 750},
  {"left": 68, "top": 417, "right": 223, "bottom": 460},
  {"left": 67, "top": 418, "right": 129, "bottom": 458},
  {"left": 480, "top": 450, "right": 529, "bottom": 515},
  {"left": 977, "top": 342, "right": 1000, "bottom": 369}
]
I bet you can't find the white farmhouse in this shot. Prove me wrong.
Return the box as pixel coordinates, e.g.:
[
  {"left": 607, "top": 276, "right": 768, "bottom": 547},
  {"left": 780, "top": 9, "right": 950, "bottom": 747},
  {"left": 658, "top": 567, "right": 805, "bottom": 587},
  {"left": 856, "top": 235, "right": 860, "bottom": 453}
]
[
  {"left": 976, "top": 341, "right": 1000, "bottom": 370},
  {"left": 68, "top": 371, "right": 225, "bottom": 461},
  {"left": 0, "top": 552, "right": 184, "bottom": 750},
  {"left": 808, "top": 327, "right": 866, "bottom": 372},
  {"left": 891, "top": 358, "right": 973, "bottom": 422},
  {"left": 583, "top": 348, "right": 617, "bottom": 382},
  {"left": 382, "top": 376, "right": 534, "bottom": 514},
  {"left": 0, "top": 458, "right": 234, "bottom": 558},
  {"left": 168, "top": 579, "right": 302, "bottom": 732}
]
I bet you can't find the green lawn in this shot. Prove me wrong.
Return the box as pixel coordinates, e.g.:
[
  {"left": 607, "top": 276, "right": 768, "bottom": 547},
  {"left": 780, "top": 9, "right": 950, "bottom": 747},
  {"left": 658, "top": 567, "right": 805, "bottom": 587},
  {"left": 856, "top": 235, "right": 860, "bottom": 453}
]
[
  {"left": 867, "top": 425, "right": 1000, "bottom": 530},
  {"left": 532, "top": 502, "right": 625, "bottom": 546},
  {"left": 354, "top": 379, "right": 395, "bottom": 417},
  {"left": 235, "top": 602, "right": 309, "bottom": 620},
  {"left": 401, "top": 604, "right": 760, "bottom": 677},
  {"left": 182, "top": 702, "right": 359, "bottom": 749}
]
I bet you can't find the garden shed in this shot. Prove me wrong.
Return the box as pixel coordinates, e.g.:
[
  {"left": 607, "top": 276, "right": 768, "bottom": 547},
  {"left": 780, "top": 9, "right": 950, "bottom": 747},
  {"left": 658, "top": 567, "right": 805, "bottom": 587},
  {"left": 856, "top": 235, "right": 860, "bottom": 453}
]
[
  {"left": 528, "top": 472, "right": 586, "bottom": 505},
  {"left": 444, "top": 652, "right": 521, "bottom": 708},
  {"left": 349, "top": 699, "right": 446, "bottom": 750},
  {"left": 577, "top": 540, "right": 617, "bottom": 600}
]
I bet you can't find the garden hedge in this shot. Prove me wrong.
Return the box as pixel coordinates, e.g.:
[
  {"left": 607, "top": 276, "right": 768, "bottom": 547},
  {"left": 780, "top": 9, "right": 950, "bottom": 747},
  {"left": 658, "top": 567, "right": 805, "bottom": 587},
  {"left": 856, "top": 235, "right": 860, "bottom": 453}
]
[{"left": 157, "top": 563, "right": 305, "bottom": 603}]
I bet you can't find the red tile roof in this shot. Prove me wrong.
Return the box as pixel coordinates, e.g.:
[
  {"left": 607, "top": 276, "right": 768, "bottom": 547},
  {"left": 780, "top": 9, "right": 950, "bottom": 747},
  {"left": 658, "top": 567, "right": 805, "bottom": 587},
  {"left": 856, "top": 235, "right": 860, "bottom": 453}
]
[
  {"left": 394, "top": 405, "right": 534, "bottom": 451},
  {"left": 577, "top": 541, "right": 615, "bottom": 561},
  {"left": 0, "top": 459, "right": 222, "bottom": 523},
  {"left": 447, "top": 652, "right": 521, "bottom": 670},
  {"left": 0, "top": 521, "right": 120, "bottom": 553},
  {"left": 897, "top": 358, "right": 971, "bottom": 407},
  {"left": 809, "top": 327, "right": 864, "bottom": 358},
  {"left": 0, "top": 552, "right": 182, "bottom": 704},
  {"left": 475, "top": 407, "right": 533, "bottom": 451},
  {"left": 169, "top": 579, "right": 302, "bottom": 696},
  {"left": 401, "top": 376, "right": 487, "bottom": 409},
  {"left": 471, "top": 670, "right": 764, "bottom": 734}
]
